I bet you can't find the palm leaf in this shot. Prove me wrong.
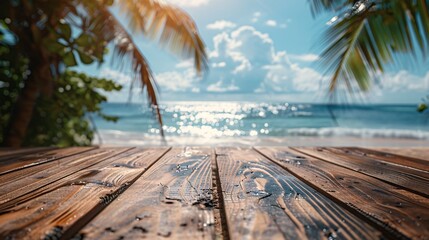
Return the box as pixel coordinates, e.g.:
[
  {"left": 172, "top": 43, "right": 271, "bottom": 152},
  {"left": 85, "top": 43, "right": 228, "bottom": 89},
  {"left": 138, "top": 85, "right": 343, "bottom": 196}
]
[
  {"left": 120, "top": 0, "right": 208, "bottom": 74},
  {"left": 95, "top": 4, "right": 165, "bottom": 136},
  {"left": 90, "top": 0, "right": 209, "bottom": 137},
  {"left": 320, "top": 7, "right": 371, "bottom": 93},
  {"left": 318, "top": 0, "right": 429, "bottom": 96}
]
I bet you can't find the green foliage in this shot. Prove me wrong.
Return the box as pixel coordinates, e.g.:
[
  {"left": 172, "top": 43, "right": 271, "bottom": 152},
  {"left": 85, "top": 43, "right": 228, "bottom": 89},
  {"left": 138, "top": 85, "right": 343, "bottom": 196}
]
[
  {"left": 0, "top": 0, "right": 208, "bottom": 146},
  {"left": 0, "top": 46, "right": 28, "bottom": 143},
  {"left": 40, "top": 7, "right": 111, "bottom": 68},
  {"left": 418, "top": 95, "right": 429, "bottom": 113},
  {"left": 0, "top": 70, "right": 122, "bottom": 147},
  {"left": 418, "top": 103, "right": 428, "bottom": 113},
  {"left": 0, "top": 0, "right": 122, "bottom": 146}
]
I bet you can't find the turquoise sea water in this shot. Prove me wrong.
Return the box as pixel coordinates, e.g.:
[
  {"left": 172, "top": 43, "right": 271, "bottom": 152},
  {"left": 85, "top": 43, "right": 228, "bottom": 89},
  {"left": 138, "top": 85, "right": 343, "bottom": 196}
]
[{"left": 94, "top": 102, "right": 429, "bottom": 140}]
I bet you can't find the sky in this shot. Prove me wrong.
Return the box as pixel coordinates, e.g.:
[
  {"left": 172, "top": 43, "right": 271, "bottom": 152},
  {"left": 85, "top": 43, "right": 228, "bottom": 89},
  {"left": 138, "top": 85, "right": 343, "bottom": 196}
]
[{"left": 81, "top": 0, "right": 429, "bottom": 104}]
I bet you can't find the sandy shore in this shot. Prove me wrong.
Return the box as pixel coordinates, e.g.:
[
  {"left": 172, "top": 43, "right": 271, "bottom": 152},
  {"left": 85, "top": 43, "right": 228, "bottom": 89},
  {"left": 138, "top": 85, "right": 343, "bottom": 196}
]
[{"left": 95, "top": 130, "right": 429, "bottom": 147}]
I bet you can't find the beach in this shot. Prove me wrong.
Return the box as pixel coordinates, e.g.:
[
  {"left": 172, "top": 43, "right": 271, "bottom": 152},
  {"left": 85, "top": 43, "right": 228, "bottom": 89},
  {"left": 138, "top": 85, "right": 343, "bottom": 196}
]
[{"left": 96, "top": 130, "right": 429, "bottom": 147}]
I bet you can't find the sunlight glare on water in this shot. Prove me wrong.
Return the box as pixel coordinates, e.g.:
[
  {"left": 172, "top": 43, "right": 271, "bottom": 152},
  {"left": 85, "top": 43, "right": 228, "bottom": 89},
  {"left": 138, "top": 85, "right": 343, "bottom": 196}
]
[
  {"left": 160, "top": 102, "right": 254, "bottom": 138},
  {"left": 95, "top": 101, "right": 429, "bottom": 140}
]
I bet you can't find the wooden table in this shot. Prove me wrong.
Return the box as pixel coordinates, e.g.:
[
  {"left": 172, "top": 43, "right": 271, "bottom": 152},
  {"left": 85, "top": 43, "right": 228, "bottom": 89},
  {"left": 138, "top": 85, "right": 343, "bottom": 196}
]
[{"left": 0, "top": 146, "right": 428, "bottom": 239}]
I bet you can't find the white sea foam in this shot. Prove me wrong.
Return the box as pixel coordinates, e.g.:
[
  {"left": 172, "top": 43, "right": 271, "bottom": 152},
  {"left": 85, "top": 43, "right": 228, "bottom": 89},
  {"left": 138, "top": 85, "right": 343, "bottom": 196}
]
[
  {"left": 95, "top": 129, "right": 429, "bottom": 147},
  {"left": 287, "top": 128, "right": 429, "bottom": 140}
]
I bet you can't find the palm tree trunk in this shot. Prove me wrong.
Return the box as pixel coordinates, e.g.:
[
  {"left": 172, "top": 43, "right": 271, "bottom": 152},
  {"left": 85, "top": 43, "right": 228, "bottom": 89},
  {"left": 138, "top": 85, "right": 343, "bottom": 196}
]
[{"left": 2, "top": 65, "right": 44, "bottom": 147}]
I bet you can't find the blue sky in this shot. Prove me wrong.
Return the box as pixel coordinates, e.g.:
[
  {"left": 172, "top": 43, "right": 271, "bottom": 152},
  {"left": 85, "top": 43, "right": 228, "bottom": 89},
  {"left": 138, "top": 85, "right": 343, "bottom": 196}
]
[{"left": 83, "top": 0, "right": 429, "bottom": 104}]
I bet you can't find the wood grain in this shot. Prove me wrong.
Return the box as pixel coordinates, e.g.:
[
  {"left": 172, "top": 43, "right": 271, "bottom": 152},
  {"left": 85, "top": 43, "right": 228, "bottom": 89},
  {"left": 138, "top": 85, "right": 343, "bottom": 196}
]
[
  {"left": 293, "top": 147, "right": 429, "bottom": 197},
  {"left": 352, "top": 147, "right": 429, "bottom": 172},
  {"left": 0, "top": 148, "right": 169, "bottom": 239},
  {"left": 0, "top": 147, "right": 95, "bottom": 175},
  {"left": 0, "top": 148, "right": 131, "bottom": 207},
  {"left": 78, "top": 147, "right": 215, "bottom": 240},
  {"left": 216, "top": 147, "right": 382, "bottom": 240},
  {"left": 0, "top": 148, "right": 113, "bottom": 191},
  {"left": 0, "top": 147, "right": 54, "bottom": 159},
  {"left": 369, "top": 147, "right": 429, "bottom": 163},
  {"left": 256, "top": 147, "right": 429, "bottom": 239}
]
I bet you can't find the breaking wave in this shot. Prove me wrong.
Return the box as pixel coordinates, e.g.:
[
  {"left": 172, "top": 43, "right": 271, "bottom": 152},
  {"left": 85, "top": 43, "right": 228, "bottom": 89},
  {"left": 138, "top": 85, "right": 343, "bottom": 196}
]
[{"left": 287, "top": 128, "right": 429, "bottom": 140}]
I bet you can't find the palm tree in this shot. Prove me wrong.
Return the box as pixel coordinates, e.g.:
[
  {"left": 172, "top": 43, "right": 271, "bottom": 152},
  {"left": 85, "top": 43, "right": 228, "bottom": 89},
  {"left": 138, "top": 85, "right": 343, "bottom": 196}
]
[
  {"left": 1, "top": 0, "right": 207, "bottom": 147},
  {"left": 309, "top": 0, "right": 429, "bottom": 98}
]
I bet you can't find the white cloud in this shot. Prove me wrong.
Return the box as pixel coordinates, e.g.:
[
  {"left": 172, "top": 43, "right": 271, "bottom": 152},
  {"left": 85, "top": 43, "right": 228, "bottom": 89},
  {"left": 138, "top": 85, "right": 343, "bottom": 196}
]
[
  {"left": 265, "top": 20, "right": 277, "bottom": 27},
  {"left": 151, "top": 24, "right": 327, "bottom": 96},
  {"left": 155, "top": 62, "right": 200, "bottom": 92},
  {"left": 289, "top": 54, "right": 320, "bottom": 62},
  {"left": 377, "top": 70, "right": 429, "bottom": 91},
  {"left": 99, "top": 68, "right": 148, "bottom": 102},
  {"left": 207, "top": 25, "right": 325, "bottom": 94},
  {"left": 100, "top": 68, "right": 132, "bottom": 86},
  {"left": 252, "top": 12, "right": 261, "bottom": 23},
  {"left": 207, "top": 26, "right": 275, "bottom": 92},
  {"left": 207, "top": 20, "right": 236, "bottom": 30},
  {"left": 175, "top": 59, "right": 194, "bottom": 69},
  {"left": 207, "top": 81, "right": 239, "bottom": 92},
  {"left": 212, "top": 62, "right": 226, "bottom": 68},
  {"left": 263, "top": 52, "right": 327, "bottom": 93},
  {"left": 165, "top": 0, "right": 209, "bottom": 7}
]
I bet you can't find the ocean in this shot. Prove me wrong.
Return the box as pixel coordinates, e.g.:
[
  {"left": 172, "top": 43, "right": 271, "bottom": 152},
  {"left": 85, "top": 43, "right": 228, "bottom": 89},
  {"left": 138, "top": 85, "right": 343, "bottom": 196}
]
[{"left": 93, "top": 102, "right": 429, "bottom": 146}]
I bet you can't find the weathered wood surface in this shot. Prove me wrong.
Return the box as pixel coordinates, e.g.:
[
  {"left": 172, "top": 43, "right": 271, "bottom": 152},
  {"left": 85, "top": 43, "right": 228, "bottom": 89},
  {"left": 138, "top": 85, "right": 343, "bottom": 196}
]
[
  {"left": 0, "top": 147, "right": 54, "bottom": 159},
  {"left": 216, "top": 147, "right": 382, "bottom": 239},
  {"left": 293, "top": 147, "right": 429, "bottom": 198},
  {"left": 78, "top": 147, "right": 215, "bottom": 240},
  {"left": 256, "top": 147, "right": 429, "bottom": 239},
  {"left": 0, "top": 148, "right": 169, "bottom": 239},
  {"left": 0, "top": 146, "right": 428, "bottom": 240},
  {"left": 0, "top": 148, "right": 131, "bottom": 207},
  {"left": 369, "top": 147, "right": 429, "bottom": 165},
  {"left": 350, "top": 147, "right": 429, "bottom": 172},
  {"left": 0, "top": 147, "right": 95, "bottom": 175}
]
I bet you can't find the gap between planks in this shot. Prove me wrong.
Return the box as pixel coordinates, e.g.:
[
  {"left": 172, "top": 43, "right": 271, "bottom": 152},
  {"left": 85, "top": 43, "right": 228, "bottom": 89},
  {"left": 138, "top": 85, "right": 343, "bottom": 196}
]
[
  {"left": 369, "top": 147, "right": 429, "bottom": 162},
  {"left": 0, "top": 147, "right": 97, "bottom": 176},
  {"left": 359, "top": 147, "right": 429, "bottom": 171},
  {"left": 255, "top": 147, "right": 429, "bottom": 240},
  {"left": 0, "top": 147, "right": 56, "bottom": 159},
  {"left": 291, "top": 147, "right": 429, "bottom": 198}
]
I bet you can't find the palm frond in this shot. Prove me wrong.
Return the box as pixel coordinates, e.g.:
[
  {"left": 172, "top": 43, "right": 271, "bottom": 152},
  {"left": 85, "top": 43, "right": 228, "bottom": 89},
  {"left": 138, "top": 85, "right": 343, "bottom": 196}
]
[
  {"left": 120, "top": 0, "right": 208, "bottom": 74},
  {"left": 96, "top": 5, "right": 165, "bottom": 137},
  {"left": 319, "top": 0, "right": 429, "bottom": 95},
  {"left": 320, "top": 7, "right": 372, "bottom": 93}
]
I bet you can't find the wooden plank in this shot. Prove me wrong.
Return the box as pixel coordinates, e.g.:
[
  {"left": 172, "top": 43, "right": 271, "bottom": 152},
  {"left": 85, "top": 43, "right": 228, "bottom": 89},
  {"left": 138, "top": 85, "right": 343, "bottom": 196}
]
[
  {"left": 0, "top": 148, "right": 169, "bottom": 239},
  {"left": 346, "top": 147, "right": 429, "bottom": 172},
  {"left": 0, "top": 147, "right": 131, "bottom": 207},
  {"left": 256, "top": 147, "right": 429, "bottom": 239},
  {"left": 0, "top": 148, "right": 111, "bottom": 201},
  {"left": 0, "top": 147, "right": 96, "bottom": 175},
  {"left": 0, "top": 147, "right": 55, "bottom": 159},
  {"left": 216, "top": 147, "right": 382, "bottom": 240},
  {"left": 0, "top": 148, "right": 123, "bottom": 196},
  {"left": 77, "top": 147, "right": 215, "bottom": 240},
  {"left": 369, "top": 147, "right": 429, "bottom": 162},
  {"left": 293, "top": 147, "right": 429, "bottom": 198}
]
